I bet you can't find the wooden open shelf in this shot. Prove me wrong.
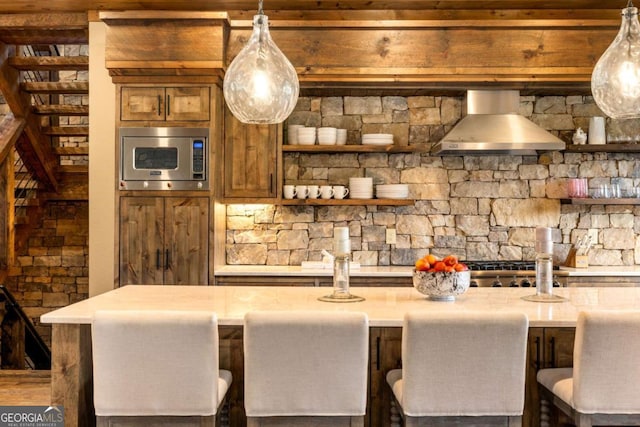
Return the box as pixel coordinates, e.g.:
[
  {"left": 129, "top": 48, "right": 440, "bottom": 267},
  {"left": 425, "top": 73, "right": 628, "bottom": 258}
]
[
  {"left": 279, "top": 198, "right": 414, "bottom": 206},
  {"left": 564, "top": 144, "right": 640, "bottom": 153},
  {"left": 566, "top": 197, "right": 640, "bottom": 205},
  {"left": 282, "top": 144, "right": 429, "bottom": 153}
]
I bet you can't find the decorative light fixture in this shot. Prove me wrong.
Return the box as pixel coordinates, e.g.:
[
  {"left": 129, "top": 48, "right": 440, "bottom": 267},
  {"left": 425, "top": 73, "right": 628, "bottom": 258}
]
[
  {"left": 223, "top": 0, "right": 299, "bottom": 124},
  {"left": 591, "top": 0, "right": 640, "bottom": 119}
]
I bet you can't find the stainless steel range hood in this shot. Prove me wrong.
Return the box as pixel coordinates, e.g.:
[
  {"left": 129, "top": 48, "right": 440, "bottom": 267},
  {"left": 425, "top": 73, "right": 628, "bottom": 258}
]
[{"left": 431, "top": 90, "right": 565, "bottom": 156}]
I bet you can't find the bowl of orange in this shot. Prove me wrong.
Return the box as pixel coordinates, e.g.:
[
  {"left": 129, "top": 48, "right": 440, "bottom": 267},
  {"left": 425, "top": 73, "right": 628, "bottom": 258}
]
[{"left": 413, "top": 254, "right": 470, "bottom": 301}]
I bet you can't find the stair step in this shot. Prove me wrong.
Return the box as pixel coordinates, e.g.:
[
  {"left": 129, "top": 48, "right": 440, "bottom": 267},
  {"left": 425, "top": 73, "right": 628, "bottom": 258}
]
[
  {"left": 59, "top": 165, "right": 87, "bottom": 174},
  {"left": 0, "top": 29, "right": 87, "bottom": 45},
  {"left": 15, "top": 198, "right": 40, "bottom": 207},
  {"left": 43, "top": 126, "right": 89, "bottom": 136},
  {"left": 54, "top": 147, "right": 88, "bottom": 155},
  {"left": 22, "top": 82, "right": 88, "bottom": 94},
  {"left": 8, "top": 55, "right": 88, "bottom": 71},
  {"left": 32, "top": 105, "right": 88, "bottom": 116}
]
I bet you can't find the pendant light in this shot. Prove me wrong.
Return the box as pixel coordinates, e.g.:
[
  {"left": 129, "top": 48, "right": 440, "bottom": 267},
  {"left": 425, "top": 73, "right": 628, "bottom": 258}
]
[
  {"left": 223, "top": 0, "right": 299, "bottom": 124},
  {"left": 591, "top": 1, "right": 640, "bottom": 119}
]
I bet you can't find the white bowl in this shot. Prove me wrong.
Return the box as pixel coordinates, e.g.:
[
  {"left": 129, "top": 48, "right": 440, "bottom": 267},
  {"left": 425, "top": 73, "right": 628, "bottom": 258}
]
[{"left": 412, "top": 270, "right": 471, "bottom": 301}]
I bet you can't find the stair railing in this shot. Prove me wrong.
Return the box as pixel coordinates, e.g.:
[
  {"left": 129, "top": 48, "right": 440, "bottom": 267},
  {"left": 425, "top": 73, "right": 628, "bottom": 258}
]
[{"left": 0, "top": 284, "right": 51, "bottom": 370}]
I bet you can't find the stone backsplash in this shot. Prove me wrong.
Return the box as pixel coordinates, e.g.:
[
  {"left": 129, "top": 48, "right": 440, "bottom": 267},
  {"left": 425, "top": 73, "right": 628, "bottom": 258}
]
[{"left": 226, "top": 95, "right": 640, "bottom": 267}]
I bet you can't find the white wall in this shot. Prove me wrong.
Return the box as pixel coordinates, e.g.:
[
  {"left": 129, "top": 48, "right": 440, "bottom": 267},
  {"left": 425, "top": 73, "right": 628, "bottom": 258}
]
[{"left": 88, "top": 21, "right": 116, "bottom": 297}]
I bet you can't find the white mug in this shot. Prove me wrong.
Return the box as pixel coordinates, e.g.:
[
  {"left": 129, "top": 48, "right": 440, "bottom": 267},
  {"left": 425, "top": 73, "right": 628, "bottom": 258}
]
[
  {"left": 283, "top": 185, "right": 296, "bottom": 199},
  {"left": 320, "top": 185, "right": 334, "bottom": 199},
  {"left": 333, "top": 185, "right": 349, "bottom": 199},
  {"left": 308, "top": 185, "right": 320, "bottom": 199},
  {"left": 588, "top": 116, "right": 606, "bottom": 145},
  {"left": 295, "top": 185, "right": 309, "bottom": 199}
]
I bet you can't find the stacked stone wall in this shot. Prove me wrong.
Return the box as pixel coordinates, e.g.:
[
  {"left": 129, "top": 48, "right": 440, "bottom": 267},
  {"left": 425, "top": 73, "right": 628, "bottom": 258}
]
[
  {"left": 4, "top": 201, "right": 88, "bottom": 346},
  {"left": 227, "top": 95, "right": 640, "bottom": 267}
]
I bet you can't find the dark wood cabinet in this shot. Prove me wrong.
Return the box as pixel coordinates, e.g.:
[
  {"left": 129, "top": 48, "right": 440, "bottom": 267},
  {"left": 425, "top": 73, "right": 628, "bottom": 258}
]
[
  {"left": 119, "top": 197, "right": 209, "bottom": 285},
  {"left": 524, "top": 327, "right": 575, "bottom": 427},
  {"left": 223, "top": 106, "right": 279, "bottom": 200},
  {"left": 120, "top": 86, "right": 210, "bottom": 121}
]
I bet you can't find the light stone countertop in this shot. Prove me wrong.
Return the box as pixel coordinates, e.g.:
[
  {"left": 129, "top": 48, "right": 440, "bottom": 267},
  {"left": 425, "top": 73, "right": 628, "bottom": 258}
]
[
  {"left": 215, "top": 265, "right": 414, "bottom": 277},
  {"left": 559, "top": 265, "right": 640, "bottom": 276},
  {"left": 217, "top": 264, "right": 640, "bottom": 277},
  {"left": 40, "top": 285, "right": 640, "bottom": 328}
]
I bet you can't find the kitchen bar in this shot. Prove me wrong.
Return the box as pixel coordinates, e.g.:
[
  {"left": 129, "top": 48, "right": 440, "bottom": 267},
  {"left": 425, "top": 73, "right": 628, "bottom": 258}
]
[{"left": 41, "top": 285, "right": 640, "bottom": 427}]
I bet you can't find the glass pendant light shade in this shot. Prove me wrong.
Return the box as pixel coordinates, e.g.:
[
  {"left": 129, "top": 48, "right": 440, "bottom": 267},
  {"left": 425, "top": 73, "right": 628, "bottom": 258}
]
[
  {"left": 223, "top": 11, "right": 299, "bottom": 124},
  {"left": 591, "top": 3, "right": 640, "bottom": 119}
]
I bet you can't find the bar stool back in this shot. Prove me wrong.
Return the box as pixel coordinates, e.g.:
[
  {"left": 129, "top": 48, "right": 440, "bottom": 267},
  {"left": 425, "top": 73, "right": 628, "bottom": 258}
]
[
  {"left": 386, "top": 311, "right": 529, "bottom": 427},
  {"left": 92, "top": 310, "right": 232, "bottom": 427},
  {"left": 537, "top": 310, "right": 640, "bottom": 427},
  {"left": 243, "top": 311, "right": 369, "bottom": 427}
]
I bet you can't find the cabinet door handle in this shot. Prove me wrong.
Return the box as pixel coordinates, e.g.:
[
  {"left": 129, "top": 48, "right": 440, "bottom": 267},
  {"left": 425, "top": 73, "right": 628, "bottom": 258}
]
[
  {"left": 550, "top": 336, "right": 556, "bottom": 368},
  {"left": 156, "top": 249, "right": 161, "bottom": 269},
  {"left": 535, "top": 336, "right": 541, "bottom": 370},
  {"left": 376, "top": 336, "right": 381, "bottom": 370},
  {"left": 270, "top": 173, "right": 274, "bottom": 194},
  {"left": 165, "top": 249, "right": 170, "bottom": 270},
  {"left": 157, "top": 95, "right": 162, "bottom": 116},
  {"left": 166, "top": 95, "right": 170, "bottom": 116}
]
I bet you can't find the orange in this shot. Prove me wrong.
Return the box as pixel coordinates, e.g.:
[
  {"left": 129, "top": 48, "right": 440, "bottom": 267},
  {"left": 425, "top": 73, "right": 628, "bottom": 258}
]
[
  {"left": 443, "top": 255, "right": 458, "bottom": 266},
  {"left": 415, "top": 258, "right": 430, "bottom": 271},
  {"left": 426, "top": 254, "right": 437, "bottom": 265},
  {"left": 454, "top": 263, "right": 468, "bottom": 272},
  {"left": 433, "top": 261, "right": 446, "bottom": 272}
]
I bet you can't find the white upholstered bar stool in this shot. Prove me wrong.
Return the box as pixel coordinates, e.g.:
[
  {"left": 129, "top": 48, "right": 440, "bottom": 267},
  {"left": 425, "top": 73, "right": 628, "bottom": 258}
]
[
  {"left": 92, "top": 310, "right": 232, "bottom": 427},
  {"left": 386, "top": 311, "right": 529, "bottom": 427},
  {"left": 243, "top": 311, "right": 369, "bottom": 427},
  {"left": 537, "top": 310, "right": 640, "bottom": 427}
]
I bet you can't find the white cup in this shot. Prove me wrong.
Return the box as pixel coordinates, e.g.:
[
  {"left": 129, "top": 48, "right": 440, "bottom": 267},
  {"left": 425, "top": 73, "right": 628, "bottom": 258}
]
[
  {"left": 336, "top": 129, "right": 347, "bottom": 145},
  {"left": 588, "top": 116, "right": 606, "bottom": 145},
  {"left": 308, "top": 185, "right": 320, "bottom": 199},
  {"left": 283, "top": 185, "right": 296, "bottom": 199},
  {"left": 320, "top": 185, "right": 334, "bottom": 199},
  {"left": 295, "top": 185, "right": 309, "bottom": 199},
  {"left": 333, "top": 185, "right": 349, "bottom": 199},
  {"left": 287, "top": 125, "right": 303, "bottom": 145}
]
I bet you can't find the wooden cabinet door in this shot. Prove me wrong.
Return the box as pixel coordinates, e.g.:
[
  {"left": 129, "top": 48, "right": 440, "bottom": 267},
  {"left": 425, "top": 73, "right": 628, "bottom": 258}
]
[
  {"left": 119, "top": 197, "right": 164, "bottom": 285},
  {"left": 544, "top": 327, "right": 575, "bottom": 369},
  {"left": 163, "top": 197, "right": 209, "bottom": 285},
  {"left": 369, "top": 327, "right": 402, "bottom": 427},
  {"left": 166, "top": 87, "right": 210, "bottom": 121},
  {"left": 224, "top": 107, "right": 278, "bottom": 199},
  {"left": 120, "top": 87, "right": 165, "bottom": 121},
  {"left": 524, "top": 328, "right": 544, "bottom": 427}
]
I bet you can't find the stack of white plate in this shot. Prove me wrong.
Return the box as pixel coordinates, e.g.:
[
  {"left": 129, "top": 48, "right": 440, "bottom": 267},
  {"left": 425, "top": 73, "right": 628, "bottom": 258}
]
[
  {"left": 362, "top": 133, "right": 393, "bottom": 145},
  {"left": 349, "top": 177, "right": 373, "bottom": 199},
  {"left": 376, "top": 184, "right": 409, "bottom": 199}
]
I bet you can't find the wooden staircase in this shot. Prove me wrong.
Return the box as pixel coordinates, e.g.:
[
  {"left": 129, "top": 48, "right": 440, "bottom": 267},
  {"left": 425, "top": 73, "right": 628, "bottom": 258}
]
[{"left": 0, "top": 12, "right": 89, "bottom": 237}]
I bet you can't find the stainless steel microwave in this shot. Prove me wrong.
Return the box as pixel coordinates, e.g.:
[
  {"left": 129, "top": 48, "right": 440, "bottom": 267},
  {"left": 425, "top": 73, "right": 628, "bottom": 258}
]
[{"left": 119, "top": 127, "right": 209, "bottom": 191}]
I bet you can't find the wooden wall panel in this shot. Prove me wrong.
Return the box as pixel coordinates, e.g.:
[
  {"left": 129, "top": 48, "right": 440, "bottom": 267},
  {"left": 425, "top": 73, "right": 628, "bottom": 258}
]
[{"left": 227, "top": 26, "right": 615, "bottom": 84}]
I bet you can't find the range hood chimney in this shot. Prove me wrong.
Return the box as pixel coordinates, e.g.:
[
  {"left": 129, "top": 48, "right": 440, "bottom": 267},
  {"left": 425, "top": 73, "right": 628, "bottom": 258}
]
[{"left": 431, "top": 90, "right": 565, "bottom": 156}]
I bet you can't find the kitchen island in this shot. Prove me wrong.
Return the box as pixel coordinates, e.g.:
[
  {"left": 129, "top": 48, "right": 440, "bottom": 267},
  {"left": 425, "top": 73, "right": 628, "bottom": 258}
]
[{"left": 41, "top": 285, "right": 640, "bottom": 427}]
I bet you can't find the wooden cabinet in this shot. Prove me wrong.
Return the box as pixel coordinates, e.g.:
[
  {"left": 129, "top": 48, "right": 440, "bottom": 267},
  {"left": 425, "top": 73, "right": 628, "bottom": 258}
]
[
  {"left": 120, "top": 86, "right": 210, "bottom": 121},
  {"left": 223, "top": 106, "right": 279, "bottom": 199},
  {"left": 524, "top": 327, "right": 575, "bottom": 427},
  {"left": 119, "top": 197, "right": 209, "bottom": 285}
]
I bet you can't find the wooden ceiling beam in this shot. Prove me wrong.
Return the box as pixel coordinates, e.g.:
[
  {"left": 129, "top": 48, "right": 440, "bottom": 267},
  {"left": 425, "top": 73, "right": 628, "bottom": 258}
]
[{"left": 0, "top": 0, "right": 623, "bottom": 12}]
